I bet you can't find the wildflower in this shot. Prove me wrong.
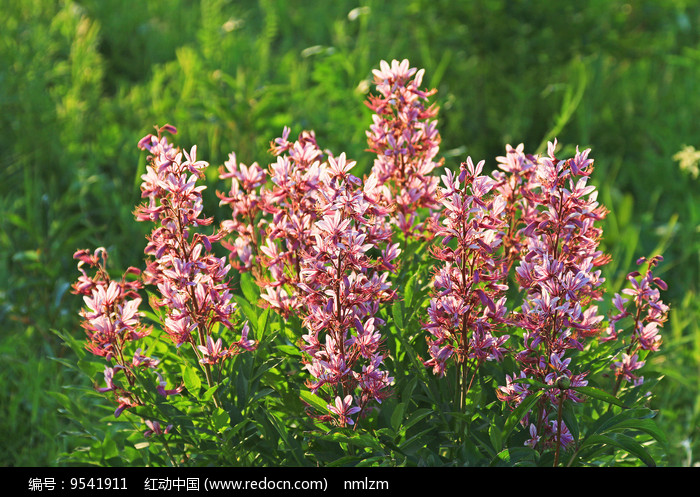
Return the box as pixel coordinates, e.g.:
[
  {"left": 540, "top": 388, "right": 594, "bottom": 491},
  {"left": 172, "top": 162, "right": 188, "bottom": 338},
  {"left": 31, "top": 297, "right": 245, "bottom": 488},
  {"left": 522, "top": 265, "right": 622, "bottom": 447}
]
[
  {"left": 613, "top": 353, "right": 645, "bottom": 386},
  {"left": 131, "top": 349, "right": 159, "bottom": 369},
  {"left": 144, "top": 420, "right": 173, "bottom": 438},
  {"left": 549, "top": 420, "right": 574, "bottom": 448},
  {"left": 236, "top": 322, "right": 258, "bottom": 352},
  {"left": 155, "top": 371, "right": 184, "bottom": 397},
  {"left": 197, "top": 336, "right": 230, "bottom": 365},
  {"left": 135, "top": 125, "right": 256, "bottom": 374},
  {"left": 607, "top": 255, "right": 669, "bottom": 391},
  {"left": 423, "top": 157, "right": 510, "bottom": 400},
  {"left": 497, "top": 141, "right": 611, "bottom": 452},
  {"left": 96, "top": 365, "right": 122, "bottom": 393},
  {"left": 365, "top": 59, "right": 442, "bottom": 239},
  {"left": 217, "top": 151, "right": 267, "bottom": 272},
  {"left": 296, "top": 151, "right": 397, "bottom": 426},
  {"left": 328, "top": 395, "right": 361, "bottom": 427},
  {"left": 673, "top": 145, "right": 700, "bottom": 179},
  {"left": 524, "top": 424, "right": 540, "bottom": 449},
  {"left": 114, "top": 396, "right": 138, "bottom": 418},
  {"left": 220, "top": 129, "right": 330, "bottom": 317}
]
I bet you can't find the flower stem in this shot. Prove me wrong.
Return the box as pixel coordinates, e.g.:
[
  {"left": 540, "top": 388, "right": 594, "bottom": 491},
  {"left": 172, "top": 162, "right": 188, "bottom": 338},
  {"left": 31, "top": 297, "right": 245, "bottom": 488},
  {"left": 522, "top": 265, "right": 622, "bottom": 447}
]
[{"left": 554, "top": 390, "right": 565, "bottom": 467}]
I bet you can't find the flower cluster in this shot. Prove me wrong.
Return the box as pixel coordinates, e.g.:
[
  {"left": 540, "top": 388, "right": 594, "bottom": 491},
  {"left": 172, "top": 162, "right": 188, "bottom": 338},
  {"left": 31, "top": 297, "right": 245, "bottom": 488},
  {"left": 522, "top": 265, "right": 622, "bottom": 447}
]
[
  {"left": 219, "top": 125, "right": 399, "bottom": 426},
  {"left": 491, "top": 143, "right": 539, "bottom": 272},
  {"left": 604, "top": 255, "right": 669, "bottom": 388},
  {"left": 296, "top": 153, "right": 399, "bottom": 426},
  {"left": 219, "top": 128, "right": 333, "bottom": 317},
  {"left": 217, "top": 152, "right": 266, "bottom": 273},
  {"left": 423, "top": 157, "right": 509, "bottom": 388},
  {"left": 497, "top": 141, "right": 611, "bottom": 451},
  {"left": 365, "top": 59, "right": 442, "bottom": 239},
  {"left": 136, "top": 125, "right": 256, "bottom": 364},
  {"left": 72, "top": 247, "right": 172, "bottom": 419},
  {"left": 73, "top": 126, "right": 259, "bottom": 430}
]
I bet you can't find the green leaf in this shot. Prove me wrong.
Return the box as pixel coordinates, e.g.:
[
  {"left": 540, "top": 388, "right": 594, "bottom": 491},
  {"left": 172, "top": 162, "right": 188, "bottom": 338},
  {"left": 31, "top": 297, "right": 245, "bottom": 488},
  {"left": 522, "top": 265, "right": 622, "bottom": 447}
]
[
  {"left": 239, "top": 271, "right": 259, "bottom": 304},
  {"left": 591, "top": 408, "right": 665, "bottom": 445},
  {"left": 392, "top": 301, "right": 404, "bottom": 331},
  {"left": 262, "top": 411, "right": 305, "bottom": 466},
  {"left": 182, "top": 364, "right": 202, "bottom": 397},
  {"left": 202, "top": 385, "right": 219, "bottom": 403},
  {"left": 491, "top": 447, "right": 537, "bottom": 467},
  {"left": 571, "top": 385, "right": 625, "bottom": 407},
  {"left": 399, "top": 427, "right": 435, "bottom": 454},
  {"left": 511, "top": 376, "right": 552, "bottom": 390},
  {"left": 390, "top": 402, "right": 406, "bottom": 433},
  {"left": 299, "top": 390, "right": 328, "bottom": 415},
  {"left": 211, "top": 408, "right": 230, "bottom": 433},
  {"left": 580, "top": 433, "right": 656, "bottom": 467},
  {"left": 234, "top": 295, "right": 259, "bottom": 328},
  {"left": 101, "top": 435, "right": 119, "bottom": 461},
  {"left": 502, "top": 390, "right": 544, "bottom": 445},
  {"left": 320, "top": 432, "right": 383, "bottom": 452},
  {"left": 257, "top": 307, "right": 271, "bottom": 337},
  {"left": 561, "top": 399, "right": 580, "bottom": 443},
  {"left": 402, "top": 408, "right": 433, "bottom": 432},
  {"left": 404, "top": 272, "right": 421, "bottom": 310},
  {"left": 277, "top": 344, "right": 302, "bottom": 357},
  {"left": 489, "top": 423, "right": 503, "bottom": 453},
  {"left": 603, "top": 417, "right": 667, "bottom": 445}
]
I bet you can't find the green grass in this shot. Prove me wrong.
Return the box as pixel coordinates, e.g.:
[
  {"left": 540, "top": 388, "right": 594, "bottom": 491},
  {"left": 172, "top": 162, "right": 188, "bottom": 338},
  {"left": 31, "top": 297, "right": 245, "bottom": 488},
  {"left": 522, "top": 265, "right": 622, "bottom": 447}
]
[{"left": 1, "top": 0, "right": 698, "bottom": 466}]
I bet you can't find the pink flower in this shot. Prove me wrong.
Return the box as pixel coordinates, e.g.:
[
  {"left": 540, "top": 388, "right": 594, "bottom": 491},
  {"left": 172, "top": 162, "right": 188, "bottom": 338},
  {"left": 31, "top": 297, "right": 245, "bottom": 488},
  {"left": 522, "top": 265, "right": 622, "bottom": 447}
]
[
  {"left": 114, "top": 396, "right": 137, "bottom": 418},
  {"left": 365, "top": 59, "right": 441, "bottom": 240},
  {"left": 132, "top": 349, "right": 159, "bottom": 369},
  {"left": 197, "top": 336, "right": 230, "bottom": 365},
  {"left": 144, "top": 420, "right": 173, "bottom": 438},
  {"left": 96, "top": 365, "right": 122, "bottom": 393},
  {"left": 155, "top": 372, "right": 183, "bottom": 397},
  {"left": 495, "top": 141, "right": 612, "bottom": 451},
  {"left": 135, "top": 125, "right": 256, "bottom": 366},
  {"left": 613, "top": 353, "right": 645, "bottom": 386},
  {"left": 606, "top": 255, "right": 669, "bottom": 389},
  {"left": 524, "top": 424, "right": 540, "bottom": 449},
  {"left": 293, "top": 153, "right": 396, "bottom": 424},
  {"left": 423, "top": 157, "right": 510, "bottom": 386},
  {"left": 327, "top": 395, "right": 361, "bottom": 427}
]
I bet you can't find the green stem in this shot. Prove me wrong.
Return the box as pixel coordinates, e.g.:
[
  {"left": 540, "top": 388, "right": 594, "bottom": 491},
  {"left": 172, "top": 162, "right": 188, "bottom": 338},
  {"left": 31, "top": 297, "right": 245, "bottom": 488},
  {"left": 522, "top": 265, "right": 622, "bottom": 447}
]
[
  {"left": 162, "top": 437, "right": 179, "bottom": 467},
  {"left": 554, "top": 390, "right": 565, "bottom": 467}
]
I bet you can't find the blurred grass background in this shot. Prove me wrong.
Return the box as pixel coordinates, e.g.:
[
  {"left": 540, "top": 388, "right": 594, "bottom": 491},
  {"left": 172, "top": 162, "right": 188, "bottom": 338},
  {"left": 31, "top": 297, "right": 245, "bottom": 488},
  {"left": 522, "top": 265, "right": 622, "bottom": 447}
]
[{"left": 1, "top": 0, "right": 698, "bottom": 466}]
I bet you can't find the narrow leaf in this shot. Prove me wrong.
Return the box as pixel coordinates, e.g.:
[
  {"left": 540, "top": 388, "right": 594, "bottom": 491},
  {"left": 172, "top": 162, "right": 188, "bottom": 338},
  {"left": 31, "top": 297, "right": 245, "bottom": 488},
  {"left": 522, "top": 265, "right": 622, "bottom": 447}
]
[
  {"left": 299, "top": 390, "right": 329, "bottom": 415},
  {"left": 580, "top": 434, "right": 656, "bottom": 467},
  {"left": 392, "top": 301, "right": 404, "bottom": 331},
  {"left": 239, "top": 272, "right": 259, "bottom": 304},
  {"left": 182, "top": 365, "right": 202, "bottom": 397},
  {"left": 571, "top": 385, "right": 625, "bottom": 407},
  {"left": 502, "top": 390, "right": 543, "bottom": 443}
]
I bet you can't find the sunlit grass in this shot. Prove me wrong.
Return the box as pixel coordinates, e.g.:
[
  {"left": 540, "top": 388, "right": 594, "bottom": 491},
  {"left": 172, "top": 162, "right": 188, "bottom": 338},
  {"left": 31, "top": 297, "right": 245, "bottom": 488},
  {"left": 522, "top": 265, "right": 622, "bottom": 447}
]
[{"left": 1, "top": 0, "right": 698, "bottom": 466}]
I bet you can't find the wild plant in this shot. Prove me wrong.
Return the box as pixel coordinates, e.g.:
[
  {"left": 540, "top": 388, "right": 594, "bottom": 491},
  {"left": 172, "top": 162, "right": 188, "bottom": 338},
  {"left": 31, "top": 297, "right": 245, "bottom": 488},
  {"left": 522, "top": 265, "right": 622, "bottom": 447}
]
[{"left": 65, "top": 60, "right": 670, "bottom": 467}]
